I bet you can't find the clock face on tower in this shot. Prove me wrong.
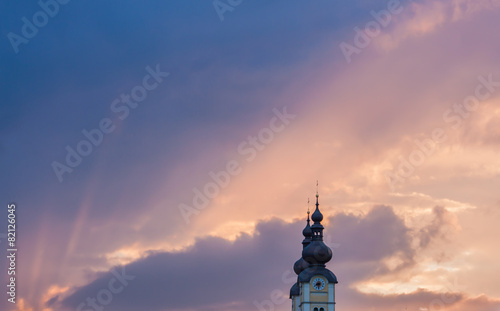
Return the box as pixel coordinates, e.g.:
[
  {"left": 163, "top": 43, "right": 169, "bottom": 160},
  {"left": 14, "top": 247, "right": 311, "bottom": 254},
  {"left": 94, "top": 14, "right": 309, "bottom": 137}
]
[{"left": 312, "top": 277, "right": 326, "bottom": 290}]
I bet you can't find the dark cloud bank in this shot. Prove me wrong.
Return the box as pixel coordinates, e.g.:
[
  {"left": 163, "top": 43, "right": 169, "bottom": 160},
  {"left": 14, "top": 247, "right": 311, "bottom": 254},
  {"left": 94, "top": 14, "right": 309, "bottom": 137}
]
[{"left": 58, "top": 205, "right": 498, "bottom": 311}]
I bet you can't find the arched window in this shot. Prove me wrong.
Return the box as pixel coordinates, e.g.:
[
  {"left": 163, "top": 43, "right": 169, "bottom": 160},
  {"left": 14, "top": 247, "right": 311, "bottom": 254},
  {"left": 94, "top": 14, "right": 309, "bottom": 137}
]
[
  {"left": 320, "top": 308, "right": 325, "bottom": 311},
  {"left": 313, "top": 308, "right": 318, "bottom": 311}
]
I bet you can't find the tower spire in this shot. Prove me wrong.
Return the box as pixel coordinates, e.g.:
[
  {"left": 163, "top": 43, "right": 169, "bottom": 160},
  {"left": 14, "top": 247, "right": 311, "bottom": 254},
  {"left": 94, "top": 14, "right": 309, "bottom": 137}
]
[
  {"left": 302, "top": 200, "right": 312, "bottom": 247},
  {"left": 302, "top": 184, "right": 331, "bottom": 266},
  {"left": 291, "top": 184, "right": 338, "bottom": 311},
  {"left": 315, "top": 180, "right": 320, "bottom": 212},
  {"left": 311, "top": 189, "right": 323, "bottom": 228}
]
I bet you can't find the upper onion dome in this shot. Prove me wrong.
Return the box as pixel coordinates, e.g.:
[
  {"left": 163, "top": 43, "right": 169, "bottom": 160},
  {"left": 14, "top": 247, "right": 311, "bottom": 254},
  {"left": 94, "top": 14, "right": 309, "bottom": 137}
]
[
  {"left": 311, "top": 194, "right": 323, "bottom": 223},
  {"left": 302, "top": 209, "right": 312, "bottom": 246},
  {"left": 302, "top": 219, "right": 312, "bottom": 239}
]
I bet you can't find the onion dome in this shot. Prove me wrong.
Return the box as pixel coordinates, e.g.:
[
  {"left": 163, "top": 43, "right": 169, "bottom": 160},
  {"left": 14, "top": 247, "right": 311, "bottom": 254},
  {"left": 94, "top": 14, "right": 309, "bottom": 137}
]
[
  {"left": 311, "top": 194, "right": 324, "bottom": 223},
  {"left": 289, "top": 282, "right": 299, "bottom": 298},
  {"left": 293, "top": 257, "right": 309, "bottom": 275},
  {"left": 302, "top": 193, "right": 332, "bottom": 266},
  {"left": 302, "top": 209, "right": 312, "bottom": 247},
  {"left": 291, "top": 207, "right": 315, "bottom": 297},
  {"left": 294, "top": 209, "right": 312, "bottom": 276},
  {"left": 302, "top": 240, "right": 332, "bottom": 266}
]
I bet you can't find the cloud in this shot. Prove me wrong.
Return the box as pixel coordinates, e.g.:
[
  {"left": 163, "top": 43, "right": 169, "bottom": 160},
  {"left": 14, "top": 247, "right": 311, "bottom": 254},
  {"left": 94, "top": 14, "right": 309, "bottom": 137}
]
[
  {"left": 55, "top": 205, "right": 471, "bottom": 311},
  {"left": 376, "top": 0, "right": 500, "bottom": 51},
  {"left": 418, "top": 205, "right": 457, "bottom": 249},
  {"left": 3, "top": 1, "right": 500, "bottom": 310},
  {"left": 334, "top": 205, "right": 412, "bottom": 259}
]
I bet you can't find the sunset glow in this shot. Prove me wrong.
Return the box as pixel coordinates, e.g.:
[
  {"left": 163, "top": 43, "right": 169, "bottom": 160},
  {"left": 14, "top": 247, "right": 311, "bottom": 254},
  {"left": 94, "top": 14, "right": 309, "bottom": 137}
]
[{"left": 2, "top": 0, "right": 500, "bottom": 310}]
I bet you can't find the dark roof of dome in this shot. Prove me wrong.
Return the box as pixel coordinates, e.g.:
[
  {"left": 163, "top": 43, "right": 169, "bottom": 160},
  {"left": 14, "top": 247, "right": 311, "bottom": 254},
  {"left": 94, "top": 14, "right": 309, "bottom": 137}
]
[
  {"left": 302, "top": 240, "right": 332, "bottom": 265},
  {"left": 311, "top": 206, "right": 323, "bottom": 223},
  {"left": 289, "top": 282, "right": 300, "bottom": 297},
  {"left": 298, "top": 266, "right": 338, "bottom": 284},
  {"left": 294, "top": 257, "right": 310, "bottom": 275},
  {"left": 311, "top": 222, "right": 324, "bottom": 230},
  {"left": 311, "top": 194, "right": 323, "bottom": 223},
  {"left": 302, "top": 219, "right": 312, "bottom": 238}
]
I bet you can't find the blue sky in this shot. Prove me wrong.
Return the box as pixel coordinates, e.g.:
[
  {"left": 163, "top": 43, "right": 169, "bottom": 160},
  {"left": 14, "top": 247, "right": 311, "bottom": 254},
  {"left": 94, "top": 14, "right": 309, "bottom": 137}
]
[{"left": 2, "top": 1, "right": 500, "bottom": 310}]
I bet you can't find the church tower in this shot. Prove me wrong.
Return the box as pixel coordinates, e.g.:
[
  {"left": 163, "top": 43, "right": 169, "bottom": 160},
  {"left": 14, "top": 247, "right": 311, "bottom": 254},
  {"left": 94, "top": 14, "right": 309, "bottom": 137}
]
[{"left": 290, "top": 193, "right": 337, "bottom": 311}]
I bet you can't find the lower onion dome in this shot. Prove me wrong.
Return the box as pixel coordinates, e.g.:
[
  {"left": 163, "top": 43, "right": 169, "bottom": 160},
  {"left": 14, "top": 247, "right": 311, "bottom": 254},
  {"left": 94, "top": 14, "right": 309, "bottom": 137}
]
[
  {"left": 302, "top": 240, "right": 332, "bottom": 265},
  {"left": 293, "top": 257, "right": 309, "bottom": 275},
  {"left": 289, "top": 282, "right": 300, "bottom": 297}
]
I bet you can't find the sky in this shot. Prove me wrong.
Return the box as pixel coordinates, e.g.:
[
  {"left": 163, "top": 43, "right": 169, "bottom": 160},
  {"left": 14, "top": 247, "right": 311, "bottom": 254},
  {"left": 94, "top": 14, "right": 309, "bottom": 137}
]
[{"left": 1, "top": 0, "right": 500, "bottom": 310}]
